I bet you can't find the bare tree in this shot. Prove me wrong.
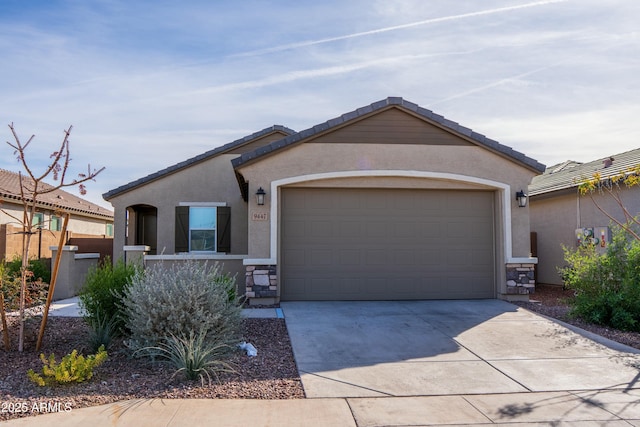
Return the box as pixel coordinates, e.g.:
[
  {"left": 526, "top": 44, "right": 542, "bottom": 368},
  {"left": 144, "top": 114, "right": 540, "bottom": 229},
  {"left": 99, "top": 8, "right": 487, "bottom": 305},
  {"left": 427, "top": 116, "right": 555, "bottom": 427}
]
[
  {"left": 2, "top": 123, "right": 104, "bottom": 351},
  {"left": 577, "top": 165, "right": 640, "bottom": 241}
]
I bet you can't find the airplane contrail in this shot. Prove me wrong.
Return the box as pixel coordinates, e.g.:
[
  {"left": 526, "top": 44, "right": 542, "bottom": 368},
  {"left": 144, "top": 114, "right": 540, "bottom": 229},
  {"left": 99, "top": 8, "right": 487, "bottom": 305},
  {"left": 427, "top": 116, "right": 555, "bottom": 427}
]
[
  {"left": 234, "top": 0, "right": 569, "bottom": 57},
  {"left": 428, "top": 55, "right": 575, "bottom": 107}
]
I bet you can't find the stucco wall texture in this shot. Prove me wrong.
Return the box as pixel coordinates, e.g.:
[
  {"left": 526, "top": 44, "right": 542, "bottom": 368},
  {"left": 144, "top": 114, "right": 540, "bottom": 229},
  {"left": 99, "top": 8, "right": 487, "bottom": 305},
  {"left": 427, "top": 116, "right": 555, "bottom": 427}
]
[{"left": 531, "top": 187, "right": 640, "bottom": 285}]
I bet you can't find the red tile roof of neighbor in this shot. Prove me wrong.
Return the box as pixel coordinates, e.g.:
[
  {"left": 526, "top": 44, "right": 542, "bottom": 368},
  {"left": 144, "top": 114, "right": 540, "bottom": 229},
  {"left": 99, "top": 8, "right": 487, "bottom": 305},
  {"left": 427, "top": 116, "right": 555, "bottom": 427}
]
[{"left": 0, "top": 168, "right": 113, "bottom": 219}]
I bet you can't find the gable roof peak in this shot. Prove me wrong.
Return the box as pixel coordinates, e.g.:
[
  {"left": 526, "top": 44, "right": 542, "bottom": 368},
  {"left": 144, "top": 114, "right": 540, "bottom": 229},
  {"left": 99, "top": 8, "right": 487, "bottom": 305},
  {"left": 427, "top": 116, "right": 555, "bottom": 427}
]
[{"left": 232, "top": 97, "right": 545, "bottom": 173}]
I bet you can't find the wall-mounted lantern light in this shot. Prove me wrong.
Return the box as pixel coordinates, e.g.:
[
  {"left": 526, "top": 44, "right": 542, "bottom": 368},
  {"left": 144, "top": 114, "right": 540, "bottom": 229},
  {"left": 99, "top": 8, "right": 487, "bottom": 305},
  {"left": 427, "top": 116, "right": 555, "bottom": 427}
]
[
  {"left": 256, "top": 187, "right": 266, "bottom": 206},
  {"left": 516, "top": 189, "right": 528, "bottom": 208}
]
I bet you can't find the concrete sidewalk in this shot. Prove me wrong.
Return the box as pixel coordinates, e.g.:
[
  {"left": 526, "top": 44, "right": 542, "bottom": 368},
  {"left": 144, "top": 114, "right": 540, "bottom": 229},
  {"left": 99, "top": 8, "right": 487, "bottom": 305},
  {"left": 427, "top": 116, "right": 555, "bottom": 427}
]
[
  {"left": 43, "top": 297, "right": 283, "bottom": 319},
  {"left": 4, "top": 390, "right": 640, "bottom": 426}
]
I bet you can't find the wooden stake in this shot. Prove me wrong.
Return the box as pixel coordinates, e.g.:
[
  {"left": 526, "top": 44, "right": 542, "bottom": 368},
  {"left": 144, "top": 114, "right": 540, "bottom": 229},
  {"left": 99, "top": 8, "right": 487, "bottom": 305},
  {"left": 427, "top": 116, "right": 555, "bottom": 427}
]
[
  {"left": 36, "top": 212, "right": 70, "bottom": 351},
  {"left": 0, "top": 293, "right": 9, "bottom": 350}
]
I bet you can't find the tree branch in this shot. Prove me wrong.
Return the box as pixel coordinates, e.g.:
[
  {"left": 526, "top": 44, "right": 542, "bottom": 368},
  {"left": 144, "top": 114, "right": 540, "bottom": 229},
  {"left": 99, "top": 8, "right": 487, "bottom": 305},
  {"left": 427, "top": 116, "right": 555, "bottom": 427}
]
[{"left": 588, "top": 193, "right": 640, "bottom": 241}]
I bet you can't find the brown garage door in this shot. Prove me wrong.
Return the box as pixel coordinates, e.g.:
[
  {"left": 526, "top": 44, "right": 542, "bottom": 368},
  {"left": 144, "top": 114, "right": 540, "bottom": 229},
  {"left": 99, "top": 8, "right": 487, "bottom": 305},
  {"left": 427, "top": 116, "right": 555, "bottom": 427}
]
[{"left": 280, "top": 188, "right": 495, "bottom": 300}]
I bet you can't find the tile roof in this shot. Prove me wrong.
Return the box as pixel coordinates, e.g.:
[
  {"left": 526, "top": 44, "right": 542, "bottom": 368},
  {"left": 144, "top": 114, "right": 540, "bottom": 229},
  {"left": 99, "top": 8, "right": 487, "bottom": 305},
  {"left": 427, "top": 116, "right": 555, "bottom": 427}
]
[
  {"left": 103, "top": 125, "right": 296, "bottom": 200},
  {"left": 529, "top": 147, "right": 640, "bottom": 196},
  {"left": 231, "top": 97, "right": 546, "bottom": 173},
  {"left": 0, "top": 169, "right": 113, "bottom": 219}
]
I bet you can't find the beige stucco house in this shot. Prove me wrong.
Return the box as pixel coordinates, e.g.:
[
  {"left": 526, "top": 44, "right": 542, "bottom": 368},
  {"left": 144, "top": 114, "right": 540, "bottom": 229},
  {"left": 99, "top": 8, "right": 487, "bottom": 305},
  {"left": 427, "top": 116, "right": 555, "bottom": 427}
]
[
  {"left": 103, "top": 97, "right": 545, "bottom": 304},
  {"left": 529, "top": 148, "right": 640, "bottom": 286},
  {"left": 0, "top": 168, "right": 114, "bottom": 261}
]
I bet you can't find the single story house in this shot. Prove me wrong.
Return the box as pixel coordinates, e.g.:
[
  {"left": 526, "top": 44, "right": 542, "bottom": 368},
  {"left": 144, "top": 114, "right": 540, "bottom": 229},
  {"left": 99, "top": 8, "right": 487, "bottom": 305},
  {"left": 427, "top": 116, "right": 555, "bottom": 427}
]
[
  {"left": 103, "top": 97, "right": 545, "bottom": 304},
  {"left": 529, "top": 148, "right": 640, "bottom": 285},
  {"left": 0, "top": 168, "right": 114, "bottom": 261}
]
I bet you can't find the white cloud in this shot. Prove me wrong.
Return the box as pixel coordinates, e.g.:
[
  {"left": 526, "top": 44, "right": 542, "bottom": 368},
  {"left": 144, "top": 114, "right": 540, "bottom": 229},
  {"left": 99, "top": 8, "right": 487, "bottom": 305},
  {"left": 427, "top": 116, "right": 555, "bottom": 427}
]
[
  {"left": 479, "top": 103, "right": 640, "bottom": 167},
  {"left": 0, "top": 0, "right": 638, "bottom": 209},
  {"left": 233, "top": 0, "right": 570, "bottom": 57}
]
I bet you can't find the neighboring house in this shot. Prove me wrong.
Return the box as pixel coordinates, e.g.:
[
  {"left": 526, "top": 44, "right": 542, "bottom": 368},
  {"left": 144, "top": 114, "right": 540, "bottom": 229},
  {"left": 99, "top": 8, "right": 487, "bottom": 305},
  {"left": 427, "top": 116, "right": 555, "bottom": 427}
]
[
  {"left": 529, "top": 148, "right": 640, "bottom": 285},
  {"left": 0, "top": 168, "right": 114, "bottom": 261},
  {"left": 103, "top": 97, "right": 545, "bottom": 304}
]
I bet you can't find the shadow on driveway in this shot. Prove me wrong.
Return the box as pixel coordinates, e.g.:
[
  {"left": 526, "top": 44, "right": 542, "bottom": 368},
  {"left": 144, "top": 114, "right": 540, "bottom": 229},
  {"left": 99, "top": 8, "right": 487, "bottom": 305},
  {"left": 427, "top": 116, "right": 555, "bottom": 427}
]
[{"left": 281, "top": 300, "right": 640, "bottom": 399}]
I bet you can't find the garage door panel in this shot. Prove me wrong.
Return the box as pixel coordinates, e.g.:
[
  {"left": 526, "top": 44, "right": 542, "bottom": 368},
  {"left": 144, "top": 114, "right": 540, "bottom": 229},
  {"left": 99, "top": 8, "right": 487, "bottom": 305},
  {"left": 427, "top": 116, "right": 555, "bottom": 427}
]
[
  {"left": 338, "top": 221, "right": 362, "bottom": 237},
  {"left": 364, "top": 221, "right": 387, "bottom": 238},
  {"left": 283, "top": 220, "right": 306, "bottom": 240},
  {"left": 283, "top": 249, "right": 305, "bottom": 266},
  {"left": 446, "top": 221, "right": 475, "bottom": 238},
  {"left": 473, "top": 249, "right": 494, "bottom": 265},
  {"left": 417, "top": 248, "right": 444, "bottom": 265},
  {"left": 281, "top": 188, "right": 495, "bottom": 300},
  {"left": 339, "top": 249, "right": 361, "bottom": 265},
  {"left": 419, "top": 221, "right": 444, "bottom": 238},
  {"left": 394, "top": 249, "right": 416, "bottom": 265},
  {"left": 365, "top": 249, "right": 387, "bottom": 265},
  {"left": 310, "top": 249, "right": 333, "bottom": 266},
  {"left": 394, "top": 221, "right": 420, "bottom": 238}
]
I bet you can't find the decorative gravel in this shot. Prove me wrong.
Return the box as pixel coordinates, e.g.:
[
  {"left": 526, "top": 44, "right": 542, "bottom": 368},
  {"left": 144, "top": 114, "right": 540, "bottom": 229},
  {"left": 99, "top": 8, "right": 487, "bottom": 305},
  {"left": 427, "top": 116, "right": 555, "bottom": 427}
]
[
  {"left": 2, "top": 285, "right": 639, "bottom": 421},
  {"left": 0, "top": 317, "right": 304, "bottom": 421}
]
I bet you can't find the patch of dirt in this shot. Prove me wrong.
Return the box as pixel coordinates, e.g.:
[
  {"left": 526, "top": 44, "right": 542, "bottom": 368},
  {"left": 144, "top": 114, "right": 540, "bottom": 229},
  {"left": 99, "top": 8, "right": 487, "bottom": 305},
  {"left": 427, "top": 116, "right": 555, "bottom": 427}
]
[
  {"left": 0, "top": 316, "right": 304, "bottom": 421},
  {"left": 513, "top": 283, "right": 640, "bottom": 350}
]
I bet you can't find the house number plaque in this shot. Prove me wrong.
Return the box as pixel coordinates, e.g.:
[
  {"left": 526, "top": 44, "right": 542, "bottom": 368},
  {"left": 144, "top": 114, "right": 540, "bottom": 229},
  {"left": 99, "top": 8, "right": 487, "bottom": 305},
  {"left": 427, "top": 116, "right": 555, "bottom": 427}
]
[{"left": 252, "top": 212, "right": 268, "bottom": 221}]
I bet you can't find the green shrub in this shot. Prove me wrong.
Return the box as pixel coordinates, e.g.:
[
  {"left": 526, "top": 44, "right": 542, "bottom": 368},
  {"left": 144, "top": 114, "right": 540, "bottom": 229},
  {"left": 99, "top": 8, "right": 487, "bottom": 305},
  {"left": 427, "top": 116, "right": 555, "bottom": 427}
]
[
  {"left": 27, "top": 345, "right": 108, "bottom": 386},
  {"left": 144, "top": 329, "right": 235, "bottom": 384},
  {"left": 0, "top": 259, "right": 48, "bottom": 311},
  {"left": 5, "top": 256, "right": 51, "bottom": 285},
  {"left": 121, "top": 261, "right": 242, "bottom": 358},
  {"left": 560, "top": 226, "right": 640, "bottom": 331},
  {"left": 79, "top": 257, "right": 137, "bottom": 332}
]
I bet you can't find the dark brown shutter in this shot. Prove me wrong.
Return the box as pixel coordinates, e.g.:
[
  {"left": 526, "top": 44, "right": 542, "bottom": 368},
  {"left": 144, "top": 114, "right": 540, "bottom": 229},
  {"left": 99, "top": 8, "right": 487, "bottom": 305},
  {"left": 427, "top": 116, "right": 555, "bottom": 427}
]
[
  {"left": 217, "top": 206, "right": 231, "bottom": 253},
  {"left": 175, "top": 206, "right": 189, "bottom": 253}
]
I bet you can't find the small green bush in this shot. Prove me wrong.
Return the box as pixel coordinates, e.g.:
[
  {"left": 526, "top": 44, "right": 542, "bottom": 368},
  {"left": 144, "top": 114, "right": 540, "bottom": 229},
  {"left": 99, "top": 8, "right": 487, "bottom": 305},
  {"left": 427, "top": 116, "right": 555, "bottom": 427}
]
[
  {"left": 561, "top": 225, "right": 640, "bottom": 331},
  {"left": 5, "top": 256, "right": 51, "bottom": 285},
  {"left": 79, "top": 257, "right": 137, "bottom": 332},
  {"left": 121, "top": 261, "right": 242, "bottom": 358},
  {"left": 27, "top": 345, "right": 108, "bottom": 386}
]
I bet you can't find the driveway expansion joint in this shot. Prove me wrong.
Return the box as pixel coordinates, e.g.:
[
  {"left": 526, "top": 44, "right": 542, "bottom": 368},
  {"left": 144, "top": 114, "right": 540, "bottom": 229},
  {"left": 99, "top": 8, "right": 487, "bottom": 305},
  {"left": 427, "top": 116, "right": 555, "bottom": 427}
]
[{"left": 301, "top": 370, "right": 394, "bottom": 397}]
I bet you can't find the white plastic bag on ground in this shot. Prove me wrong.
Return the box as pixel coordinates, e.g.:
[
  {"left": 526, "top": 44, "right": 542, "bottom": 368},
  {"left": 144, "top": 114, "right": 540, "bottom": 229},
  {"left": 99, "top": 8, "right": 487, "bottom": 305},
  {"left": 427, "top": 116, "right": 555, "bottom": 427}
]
[{"left": 238, "top": 341, "right": 257, "bottom": 356}]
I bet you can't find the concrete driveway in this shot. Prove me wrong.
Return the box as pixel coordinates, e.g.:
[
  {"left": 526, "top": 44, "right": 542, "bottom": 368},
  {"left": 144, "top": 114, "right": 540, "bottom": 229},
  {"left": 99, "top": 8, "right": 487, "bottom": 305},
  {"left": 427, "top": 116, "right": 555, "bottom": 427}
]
[{"left": 281, "top": 300, "right": 640, "bottom": 398}]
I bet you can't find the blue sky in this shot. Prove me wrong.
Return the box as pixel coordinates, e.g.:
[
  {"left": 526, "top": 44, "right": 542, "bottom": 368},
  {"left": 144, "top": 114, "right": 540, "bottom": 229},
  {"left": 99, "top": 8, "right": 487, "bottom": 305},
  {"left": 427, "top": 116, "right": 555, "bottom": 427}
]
[{"left": 1, "top": 0, "right": 639, "bottom": 209}]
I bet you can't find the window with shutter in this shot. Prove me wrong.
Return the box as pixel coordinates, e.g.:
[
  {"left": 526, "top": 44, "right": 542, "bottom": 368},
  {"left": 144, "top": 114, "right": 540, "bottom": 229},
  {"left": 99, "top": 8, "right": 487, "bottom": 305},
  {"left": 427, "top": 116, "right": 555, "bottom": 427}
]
[
  {"left": 175, "top": 206, "right": 189, "bottom": 253},
  {"left": 217, "top": 206, "right": 231, "bottom": 253},
  {"left": 175, "top": 204, "right": 231, "bottom": 253}
]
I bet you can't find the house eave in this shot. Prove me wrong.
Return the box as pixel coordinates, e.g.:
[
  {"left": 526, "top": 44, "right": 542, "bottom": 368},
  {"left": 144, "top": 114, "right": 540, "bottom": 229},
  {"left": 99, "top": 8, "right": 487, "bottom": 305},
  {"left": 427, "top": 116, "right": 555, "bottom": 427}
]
[
  {"left": 103, "top": 126, "right": 296, "bottom": 201},
  {"left": 0, "top": 194, "right": 114, "bottom": 220}
]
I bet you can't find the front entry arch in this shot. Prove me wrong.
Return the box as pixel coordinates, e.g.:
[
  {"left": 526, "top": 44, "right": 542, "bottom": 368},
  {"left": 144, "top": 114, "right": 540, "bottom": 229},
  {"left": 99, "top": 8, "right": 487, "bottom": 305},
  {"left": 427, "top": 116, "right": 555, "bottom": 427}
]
[{"left": 127, "top": 204, "right": 158, "bottom": 255}]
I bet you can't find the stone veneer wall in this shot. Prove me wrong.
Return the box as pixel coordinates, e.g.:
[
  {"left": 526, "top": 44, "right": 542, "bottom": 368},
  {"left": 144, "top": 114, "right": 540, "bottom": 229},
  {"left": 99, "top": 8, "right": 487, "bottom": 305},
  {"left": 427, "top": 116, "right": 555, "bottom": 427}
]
[
  {"left": 245, "top": 263, "right": 536, "bottom": 299},
  {"left": 506, "top": 263, "right": 535, "bottom": 295},
  {"left": 245, "top": 265, "right": 277, "bottom": 298}
]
